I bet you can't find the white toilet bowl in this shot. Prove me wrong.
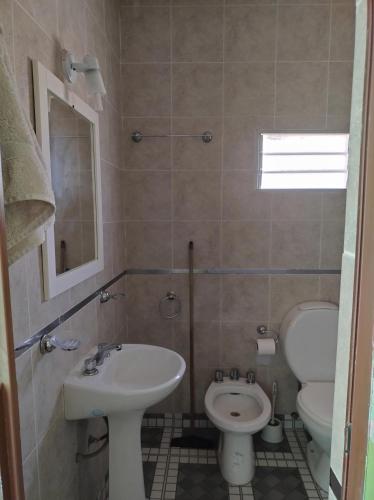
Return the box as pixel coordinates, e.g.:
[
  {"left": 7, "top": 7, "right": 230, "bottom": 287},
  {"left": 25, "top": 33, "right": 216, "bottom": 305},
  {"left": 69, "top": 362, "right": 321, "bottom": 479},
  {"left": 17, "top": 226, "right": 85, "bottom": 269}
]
[
  {"left": 281, "top": 302, "right": 339, "bottom": 492},
  {"left": 204, "top": 378, "right": 271, "bottom": 485},
  {"left": 297, "top": 382, "right": 334, "bottom": 490}
]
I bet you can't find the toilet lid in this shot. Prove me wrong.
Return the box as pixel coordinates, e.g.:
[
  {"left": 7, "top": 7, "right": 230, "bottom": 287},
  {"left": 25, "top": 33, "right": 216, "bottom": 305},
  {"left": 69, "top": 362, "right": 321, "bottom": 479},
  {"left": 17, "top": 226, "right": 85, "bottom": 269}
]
[{"left": 297, "top": 382, "right": 334, "bottom": 427}]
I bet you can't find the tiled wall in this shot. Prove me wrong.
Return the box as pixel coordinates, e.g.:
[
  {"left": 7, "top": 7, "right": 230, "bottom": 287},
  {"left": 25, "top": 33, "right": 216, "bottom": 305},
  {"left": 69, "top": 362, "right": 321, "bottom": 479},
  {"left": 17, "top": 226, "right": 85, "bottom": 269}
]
[
  {"left": 120, "top": 0, "right": 355, "bottom": 414},
  {"left": 0, "top": 1, "right": 125, "bottom": 499}
]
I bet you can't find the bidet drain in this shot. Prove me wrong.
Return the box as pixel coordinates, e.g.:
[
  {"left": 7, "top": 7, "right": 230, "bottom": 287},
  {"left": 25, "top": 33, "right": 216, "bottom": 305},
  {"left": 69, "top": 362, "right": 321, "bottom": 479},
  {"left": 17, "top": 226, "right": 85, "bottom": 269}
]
[{"left": 230, "top": 411, "right": 240, "bottom": 417}]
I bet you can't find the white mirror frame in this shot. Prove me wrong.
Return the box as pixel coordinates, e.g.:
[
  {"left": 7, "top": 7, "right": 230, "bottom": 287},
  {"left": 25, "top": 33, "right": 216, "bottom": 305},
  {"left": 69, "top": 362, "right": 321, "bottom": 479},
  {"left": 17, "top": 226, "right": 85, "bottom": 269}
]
[{"left": 33, "top": 61, "right": 104, "bottom": 300}]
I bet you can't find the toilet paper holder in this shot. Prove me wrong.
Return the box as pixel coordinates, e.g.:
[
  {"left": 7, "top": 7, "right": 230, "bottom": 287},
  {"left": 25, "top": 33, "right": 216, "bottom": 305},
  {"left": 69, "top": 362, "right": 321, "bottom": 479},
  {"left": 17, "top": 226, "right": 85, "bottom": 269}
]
[{"left": 256, "top": 325, "right": 280, "bottom": 344}]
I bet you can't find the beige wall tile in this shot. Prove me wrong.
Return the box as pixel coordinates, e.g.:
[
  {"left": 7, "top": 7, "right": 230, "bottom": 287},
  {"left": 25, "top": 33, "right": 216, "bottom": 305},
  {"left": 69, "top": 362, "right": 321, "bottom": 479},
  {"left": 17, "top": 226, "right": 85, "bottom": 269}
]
[
  {"left": 277, "top": 5, "right": 330, "bottom": 61},
  {"left": 222, "top": 170, "right": 271, "bottom": 220},
  {"left": 22, "top": 449, "right": 40, "bottom": 500},
  {"left": 173, "top": 221, "right": 221, "bottom": 268},
  {"left": 194, "top": 321, "right": 221, "bottom": 367},
  {"left": 321, "top": 219, "right": 345, "bottom": 268},
  {"left": 276, "top": 62, "right": 328, "bottom": 117},
  {"left": 270, "top": 276, "right": 320, "bottom": 324},
  {"left": 224, "top": 63, "right": 275, "bottom": 115},
  {"left": 121, "top": 6, "right": 170, "bottom": 62},
  {"left": 222, "top": 220, "right": 271, "bottom": 268},
  {"left": 127, "top": 318, "right": 174, "bottom": 349},
  {"left": 328, "top": 62, "right": 354, "bottom": 117},
  {"left": 16, "top": 352, "right": 36, "bottom": 461},
  {"left": 18, "top": 0, "right": 58, "bottom": 38},
  {"left": 38, "top": 417, "right": 78, "bottom": 500},
  {"left": 123, "top": 117, "right": 171, "bottom": 170},
  {"left": 9, "top": 258, "right": 30, "bottom": 346},
  {"left": 271, "top": 220, "right": 321, "bottom": 268},
  {"left": 172, "top": 5, "right": 223, "bottom": 62},
  {"left": 126, "top": 221, "right": 172, "bottom": 268},
  {"left": 271, "top": 191, "right": 322, "bottom": 221},
  {"left": 331, "top": 3, "right": 355, "bottom": 61},
  {"left": 126, "top": 275, "right": 174, "bottom": 321},
  {"left": 13, "top": 3, "right": 59, "bottom": 121},
  {"left": 322, "top": 191, "right": 347, "bottom": 220},
  {"left": 222, "top": 276, "right": 269, "bottom": 322},
  {"left": 223, "top": 115, "right": 273, "bottom": 170},
  {"left": 122, "top": 63, "right": 171, "bottom": 115},
  {"left": 173, "top": 170, "right": 221, "bottom": 220},
  {"left": 221, "top": 322, "right": 258, "bottom": 372},
  {"left": 225, "top": 5, "right": 276, "bottom": 62},
  {"left": 274, "top": 113, "right": 326, "bottom": 131},
  {"left": 319, "top": 275, "right": 341, "bottom": 305},
  {"left": 0, "top": 0, "right": 14, "bottom": 60},
  {"left": 172, "top": 116, "right": 222, "bottom": 170},
  {"left": 172, "top": 63, "right": 223, "bottom": 116},
  {"left": 124, "top": 170, "right": 171, "bottom": 220},
  {"left": 57, "top": 0, "right": 87, "bottom": 62},
  {"left": 194, "top": 276, "right": 221, "bottom": 322}
]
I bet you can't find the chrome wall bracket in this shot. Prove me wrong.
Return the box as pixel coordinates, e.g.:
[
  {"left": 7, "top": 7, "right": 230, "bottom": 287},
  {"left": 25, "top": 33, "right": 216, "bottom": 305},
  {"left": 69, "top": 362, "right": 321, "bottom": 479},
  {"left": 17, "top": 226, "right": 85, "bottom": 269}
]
[{"left": 40, "top": 333, "right": 80, "bottom": 354}]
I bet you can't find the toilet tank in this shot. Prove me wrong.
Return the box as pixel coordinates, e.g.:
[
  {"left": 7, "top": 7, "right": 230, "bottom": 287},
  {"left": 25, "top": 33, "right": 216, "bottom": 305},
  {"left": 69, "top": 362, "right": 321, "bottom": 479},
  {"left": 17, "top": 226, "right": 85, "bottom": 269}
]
[{"left": 280, "top": 302, "right": 339, "bottom": 383}]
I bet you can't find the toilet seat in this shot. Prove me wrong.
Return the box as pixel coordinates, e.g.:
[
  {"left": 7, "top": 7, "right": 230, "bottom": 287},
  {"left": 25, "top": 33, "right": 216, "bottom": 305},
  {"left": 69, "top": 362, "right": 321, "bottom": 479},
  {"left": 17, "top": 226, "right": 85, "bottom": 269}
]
[{"left": 297, "top": 382, "right": 334, "bottom": 431}]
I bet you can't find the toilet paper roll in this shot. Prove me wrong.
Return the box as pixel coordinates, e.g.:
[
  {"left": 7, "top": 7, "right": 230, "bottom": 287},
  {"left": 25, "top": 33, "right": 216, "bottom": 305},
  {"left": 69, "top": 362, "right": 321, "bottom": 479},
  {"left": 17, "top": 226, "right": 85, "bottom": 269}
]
[{"left": 256, "top": 338, "right": 276, "bottom": 356}]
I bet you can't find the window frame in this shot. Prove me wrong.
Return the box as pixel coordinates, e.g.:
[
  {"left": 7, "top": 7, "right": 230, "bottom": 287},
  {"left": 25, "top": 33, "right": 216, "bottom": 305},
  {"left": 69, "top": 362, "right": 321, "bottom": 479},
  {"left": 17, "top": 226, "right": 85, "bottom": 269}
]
[{"left": 257, "top": 131, "right": 350, "bottom": 191}]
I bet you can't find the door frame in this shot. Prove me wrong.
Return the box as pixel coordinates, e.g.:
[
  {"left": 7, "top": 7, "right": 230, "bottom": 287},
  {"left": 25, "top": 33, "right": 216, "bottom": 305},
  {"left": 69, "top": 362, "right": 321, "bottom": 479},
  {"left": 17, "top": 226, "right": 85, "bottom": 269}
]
[
  {"left": 0, "top": 156, "right": 25, "bottom": 499},
  {"left": 342, "top": 1, "right": 374, "bottom": 498}
]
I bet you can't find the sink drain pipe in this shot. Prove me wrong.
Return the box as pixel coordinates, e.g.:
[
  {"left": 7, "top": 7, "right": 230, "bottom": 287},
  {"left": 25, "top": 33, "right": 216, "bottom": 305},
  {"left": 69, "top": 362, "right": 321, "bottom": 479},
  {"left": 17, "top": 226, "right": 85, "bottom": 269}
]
[{"left": 76, "top": 417, "right": 109, "bottom": 463}]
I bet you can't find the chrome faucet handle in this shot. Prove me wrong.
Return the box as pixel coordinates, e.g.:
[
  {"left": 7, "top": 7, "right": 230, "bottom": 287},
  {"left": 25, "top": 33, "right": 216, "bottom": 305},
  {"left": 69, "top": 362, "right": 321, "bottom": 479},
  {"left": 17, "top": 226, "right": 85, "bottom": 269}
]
[
  {"left": 40, "top": 333, "right": 81, "bottom": 354},
  {"left": 214, "top": 369, "right": 224, "bottom": 383},
  {"left": 83, "top": 358, "right": 99, "bottom": 376},
  {"left": 97, "top": 343, "right": 122, "bottom": 352},
  {"left": 247, "top": 371, "right": 256, "bottom": 384},
  {"left": 229, "top": 368, "right": 240, "bottom": 380}
]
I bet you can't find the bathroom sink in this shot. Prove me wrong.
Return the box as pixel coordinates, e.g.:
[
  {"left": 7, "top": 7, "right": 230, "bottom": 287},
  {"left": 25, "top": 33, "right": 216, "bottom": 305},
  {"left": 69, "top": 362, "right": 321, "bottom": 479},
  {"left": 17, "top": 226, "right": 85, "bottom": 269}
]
[
  {"left": 64, "top": 344, "right": 185, "bottom": 500},
  {"left": 64, "top": 343, "right": 185, "bottom": 420}
]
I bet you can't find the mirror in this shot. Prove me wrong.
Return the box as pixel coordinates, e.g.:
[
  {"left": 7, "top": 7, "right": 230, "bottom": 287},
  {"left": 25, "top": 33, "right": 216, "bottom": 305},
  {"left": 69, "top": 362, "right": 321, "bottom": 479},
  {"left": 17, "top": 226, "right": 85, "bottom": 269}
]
[
  {"left": 33, "top": 61, "right": 103, "bottom": 299},
  {"left": 49, "top": 95, "right": 96, "bottom": 275}
]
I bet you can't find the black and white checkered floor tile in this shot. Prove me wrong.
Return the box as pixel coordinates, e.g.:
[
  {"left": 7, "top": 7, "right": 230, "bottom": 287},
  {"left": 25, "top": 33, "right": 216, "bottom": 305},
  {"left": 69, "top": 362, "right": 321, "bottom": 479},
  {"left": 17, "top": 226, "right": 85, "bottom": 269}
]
[{"left": 140, "top": 415, "right": 328, "bottom": 500}]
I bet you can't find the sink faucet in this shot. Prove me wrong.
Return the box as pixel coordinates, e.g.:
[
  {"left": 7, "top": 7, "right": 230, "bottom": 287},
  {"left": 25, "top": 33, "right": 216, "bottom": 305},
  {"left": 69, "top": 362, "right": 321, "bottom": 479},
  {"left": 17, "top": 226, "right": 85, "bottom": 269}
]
[
  {"left": 83, "top": 343, "right": 122, "bottom": 375},
  {"left": 95, "top": 343, "right": 123, "bottom": 366}
]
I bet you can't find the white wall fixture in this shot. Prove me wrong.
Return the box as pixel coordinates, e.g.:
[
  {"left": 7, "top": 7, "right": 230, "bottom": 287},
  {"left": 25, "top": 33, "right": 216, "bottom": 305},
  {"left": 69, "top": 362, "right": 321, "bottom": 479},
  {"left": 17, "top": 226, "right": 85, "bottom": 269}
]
[
  {"left": 33, "top": 60, "right": 104, "bottom": 300},
  {"left": 62, "top": 50, "right": 107, "bottom": 111}
]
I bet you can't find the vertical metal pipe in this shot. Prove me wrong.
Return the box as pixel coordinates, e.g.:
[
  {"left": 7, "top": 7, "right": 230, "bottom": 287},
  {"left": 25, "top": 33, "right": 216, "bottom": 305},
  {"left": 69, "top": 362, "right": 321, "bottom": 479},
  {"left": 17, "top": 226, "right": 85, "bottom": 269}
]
[{"left": 189, "top": 241, "right": 196, "bottom": 429}]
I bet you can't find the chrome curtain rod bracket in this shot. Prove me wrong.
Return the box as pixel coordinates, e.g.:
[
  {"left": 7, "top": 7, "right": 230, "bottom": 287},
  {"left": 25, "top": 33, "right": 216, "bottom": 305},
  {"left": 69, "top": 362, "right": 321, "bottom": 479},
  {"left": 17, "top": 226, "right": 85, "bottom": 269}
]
[{"left": 131, "top": 130, "right": 213, "bottom": 144}]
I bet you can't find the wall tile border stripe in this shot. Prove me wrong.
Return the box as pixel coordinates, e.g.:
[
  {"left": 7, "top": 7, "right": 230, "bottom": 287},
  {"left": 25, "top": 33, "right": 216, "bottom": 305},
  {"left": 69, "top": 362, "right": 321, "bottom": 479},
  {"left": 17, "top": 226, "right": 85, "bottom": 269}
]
[
  {"left": 14, "top": 270, "right": 127, "bottom": 357},
  {"left": 126, "top": 268, "right": 342, "bottom": 275},
  {"left": 14, "top": 267, "right": 341, "bottom": 356}
]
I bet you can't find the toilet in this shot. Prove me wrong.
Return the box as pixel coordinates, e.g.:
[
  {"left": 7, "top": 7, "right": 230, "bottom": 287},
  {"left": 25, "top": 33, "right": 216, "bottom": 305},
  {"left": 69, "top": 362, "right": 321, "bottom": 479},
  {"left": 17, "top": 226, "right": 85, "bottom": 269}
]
[
  {"left": 281, "top": 301, "right": 339, "bottom": 491},
  {"left": 204, "top": 377, "right": 271, "bottom": 485}
]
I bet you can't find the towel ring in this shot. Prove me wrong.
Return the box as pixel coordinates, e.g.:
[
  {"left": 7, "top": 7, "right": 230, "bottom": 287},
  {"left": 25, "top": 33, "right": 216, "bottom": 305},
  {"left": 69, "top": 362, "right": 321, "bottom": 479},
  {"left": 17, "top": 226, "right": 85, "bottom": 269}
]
[{"left": 159, "top": 291, "right": 181, "bottom": 319}]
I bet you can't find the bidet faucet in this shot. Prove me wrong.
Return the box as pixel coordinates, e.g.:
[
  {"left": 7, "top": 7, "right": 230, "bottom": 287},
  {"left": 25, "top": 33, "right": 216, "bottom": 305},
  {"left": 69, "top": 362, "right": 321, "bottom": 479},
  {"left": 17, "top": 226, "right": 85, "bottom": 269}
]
[
  {"left": 229, "top": 368, "right": 240, "bottom": 380},
  {"left": 247, "top": 371, "right": 256, "bottom": 384}
]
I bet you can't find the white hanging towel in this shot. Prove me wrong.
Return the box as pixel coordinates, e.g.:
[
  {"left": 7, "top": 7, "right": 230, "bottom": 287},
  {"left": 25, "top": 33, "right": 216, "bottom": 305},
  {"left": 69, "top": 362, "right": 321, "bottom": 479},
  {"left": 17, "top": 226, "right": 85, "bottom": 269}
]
[{"left": 0, "top": 26, "right": 55, "bottom": 264}]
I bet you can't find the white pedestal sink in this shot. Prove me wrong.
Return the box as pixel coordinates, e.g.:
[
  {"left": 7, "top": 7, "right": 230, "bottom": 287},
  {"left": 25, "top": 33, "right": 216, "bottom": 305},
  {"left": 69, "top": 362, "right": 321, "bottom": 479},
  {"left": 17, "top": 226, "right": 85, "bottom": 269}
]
[{"left": 64, "top": 344, "right": 186, "bottom": 500}]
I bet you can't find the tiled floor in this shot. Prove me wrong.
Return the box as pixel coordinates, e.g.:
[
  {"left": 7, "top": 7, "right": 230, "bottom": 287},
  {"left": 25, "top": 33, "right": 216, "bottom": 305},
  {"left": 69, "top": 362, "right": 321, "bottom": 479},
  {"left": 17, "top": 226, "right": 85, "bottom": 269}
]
[{"left": 140, "top": 414, "right": 328, "bottom": 500}]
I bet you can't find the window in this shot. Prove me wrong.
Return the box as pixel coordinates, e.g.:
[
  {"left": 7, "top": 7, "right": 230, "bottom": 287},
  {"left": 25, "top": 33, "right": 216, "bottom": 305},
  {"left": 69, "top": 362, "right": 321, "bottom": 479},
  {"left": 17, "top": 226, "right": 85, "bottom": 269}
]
[{"left": 259, "top": 133, "right": 349, "bottom": 190}]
